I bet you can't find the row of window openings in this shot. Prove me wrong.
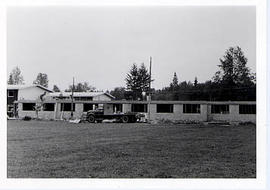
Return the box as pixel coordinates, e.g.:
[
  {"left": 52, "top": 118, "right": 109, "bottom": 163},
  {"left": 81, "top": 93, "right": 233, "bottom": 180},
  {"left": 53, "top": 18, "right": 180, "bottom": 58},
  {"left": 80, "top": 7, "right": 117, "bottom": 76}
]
[
  {"left": 21, "top": 103, "right": 100, "bottom": 112},
  {"left": 21, "top": 103, "right": 256, "bottom": 114}
]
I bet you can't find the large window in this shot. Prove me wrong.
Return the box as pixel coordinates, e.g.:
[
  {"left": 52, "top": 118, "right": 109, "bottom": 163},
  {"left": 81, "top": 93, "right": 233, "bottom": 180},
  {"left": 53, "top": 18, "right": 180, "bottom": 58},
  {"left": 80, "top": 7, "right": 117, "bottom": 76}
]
[
  {"left": 8, "top": 91, "right": 14, "bottom": 97},
  {"left": 211, "top": 105, "right": 229, "bottom": 114},
  {"left": 113, "top": 104, "right": 123, "bottom": 113},
  {"left": 22, "top": 103, "right": 35, "bottom": 111},
  {"left": 156, "top": 104, "right": 174, "bottom": 113},
  {"left": 239, "top": 104, "right": 256, "bottom": 114},
  {"left": 131, "top": 104, "right": 148, "bottom": 113},
  {"left": 61, "top": 103, "right": 76, "bottom": 111},
  {"left": 83, "top": 103, "right": 94, "bottom": 112},
  {"left": 43, "top": 103, "right": 55, "bottom": 111},
  {"left": 183, "top": 104, "right": 200, "bottom": 113}
]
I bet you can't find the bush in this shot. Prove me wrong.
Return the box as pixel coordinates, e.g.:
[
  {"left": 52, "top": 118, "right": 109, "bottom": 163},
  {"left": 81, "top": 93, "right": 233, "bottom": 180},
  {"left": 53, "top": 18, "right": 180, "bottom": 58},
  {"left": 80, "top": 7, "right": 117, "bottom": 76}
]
[
  {"left": 22, "top": 116, "right": 32, "bottom": 121},
  {"left": 239, "top": 121, "right": 256, "bottom": 126}
]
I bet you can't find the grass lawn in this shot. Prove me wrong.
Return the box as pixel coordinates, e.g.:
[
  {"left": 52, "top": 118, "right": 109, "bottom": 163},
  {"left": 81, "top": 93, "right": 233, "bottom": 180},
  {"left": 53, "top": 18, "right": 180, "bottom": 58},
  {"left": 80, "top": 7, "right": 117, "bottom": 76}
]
[{"left": 7, "top": 120, "right": 256, "bottom": 178}]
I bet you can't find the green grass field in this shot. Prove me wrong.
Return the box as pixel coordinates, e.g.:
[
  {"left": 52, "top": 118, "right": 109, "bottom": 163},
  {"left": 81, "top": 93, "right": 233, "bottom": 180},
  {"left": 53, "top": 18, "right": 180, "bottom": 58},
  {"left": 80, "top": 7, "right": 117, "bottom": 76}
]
[{"left": 7, "top": 120, "right": 256, "bottom": 178}]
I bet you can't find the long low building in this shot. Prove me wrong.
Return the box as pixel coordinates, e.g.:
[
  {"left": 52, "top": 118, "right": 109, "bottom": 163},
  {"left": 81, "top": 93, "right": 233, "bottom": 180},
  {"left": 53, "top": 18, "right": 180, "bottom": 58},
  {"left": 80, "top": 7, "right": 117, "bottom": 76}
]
[{"left": 14, "top": 100, "right": 256, "bottom": 123}]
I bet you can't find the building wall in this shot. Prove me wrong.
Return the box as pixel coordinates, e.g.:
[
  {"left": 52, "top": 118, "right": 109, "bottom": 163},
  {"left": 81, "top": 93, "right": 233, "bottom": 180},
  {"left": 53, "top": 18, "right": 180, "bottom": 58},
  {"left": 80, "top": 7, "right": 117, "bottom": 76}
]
[
  {"left": 53, "top": 103, "right": 83, "bottom": 120},
  {"left": 18, "top": 87, "right": 49, "bottom": 101},
  {"left": 210, "top": 104, "right": 256, "bottom": 123},
  {"left": 104, "top": 104, "right": 114, "bottom": 115},
  {"left": 16, "top": 101, "right": 256, "bottom": 123},
  {"left": 123, "top": 104, "right": 132, "bottom": 113},
  {"left": 149, "top": 104, "right": 208, "bottom": 123},
  {"left": 17, "top": 103, "right": 55, "bottom": 119}
]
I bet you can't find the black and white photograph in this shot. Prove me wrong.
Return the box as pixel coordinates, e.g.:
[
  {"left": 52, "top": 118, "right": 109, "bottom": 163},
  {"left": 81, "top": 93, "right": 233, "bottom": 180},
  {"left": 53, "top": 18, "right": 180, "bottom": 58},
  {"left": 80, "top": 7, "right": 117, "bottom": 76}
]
[{"left": 3, "top": 0, "right": 267, "bottom": 186}]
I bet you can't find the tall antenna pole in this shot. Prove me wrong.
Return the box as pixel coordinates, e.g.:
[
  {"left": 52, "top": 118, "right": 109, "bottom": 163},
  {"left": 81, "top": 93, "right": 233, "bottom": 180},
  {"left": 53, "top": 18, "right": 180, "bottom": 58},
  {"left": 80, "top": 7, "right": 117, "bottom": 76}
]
[
  {"left": 149, "top": 56, "right": 152, "bottom": 100},
  {"left": 148, "top": 57, "right": 152, "bottom": 123},
  {"left": 71, "top": 77, "right": 74, "bottom": 118}
]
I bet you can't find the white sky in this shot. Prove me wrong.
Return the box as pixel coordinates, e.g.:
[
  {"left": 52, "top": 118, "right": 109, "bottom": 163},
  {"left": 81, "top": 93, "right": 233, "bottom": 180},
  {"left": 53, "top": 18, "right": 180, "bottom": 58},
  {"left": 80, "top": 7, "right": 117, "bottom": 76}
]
[{"left": 7, "top": 6, "right": 256, "bottom": 91}]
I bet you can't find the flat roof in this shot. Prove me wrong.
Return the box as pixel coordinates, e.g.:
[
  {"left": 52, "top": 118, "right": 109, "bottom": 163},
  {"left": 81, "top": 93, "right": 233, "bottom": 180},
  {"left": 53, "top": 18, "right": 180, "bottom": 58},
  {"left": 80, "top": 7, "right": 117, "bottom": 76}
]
[
  {"left": 47, "top": 92, "right": 115, "bottom": 99},
  {"left": 14, "top": 100, "right": 256, "bottom": 105}
]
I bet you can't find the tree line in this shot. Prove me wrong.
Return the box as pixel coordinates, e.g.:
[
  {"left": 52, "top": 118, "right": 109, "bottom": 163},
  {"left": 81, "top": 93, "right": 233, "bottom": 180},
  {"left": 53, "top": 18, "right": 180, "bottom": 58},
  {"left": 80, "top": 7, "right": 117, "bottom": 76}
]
[
  {"left": 110, "top": 46, "right": 256, "bottom": 101},
  {"left": 7, "top": 68, "right": 96, "bottom": 93},
  {"left": 7, "top": 46, "right": 256, "bottom": 101}
]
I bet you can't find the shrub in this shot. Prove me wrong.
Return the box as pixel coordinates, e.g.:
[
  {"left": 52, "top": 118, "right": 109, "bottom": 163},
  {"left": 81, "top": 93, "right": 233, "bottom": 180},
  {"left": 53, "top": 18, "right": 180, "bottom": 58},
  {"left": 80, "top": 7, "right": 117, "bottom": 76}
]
[{"left": 22, "top": 116, "right": 32, "bottom": 121}]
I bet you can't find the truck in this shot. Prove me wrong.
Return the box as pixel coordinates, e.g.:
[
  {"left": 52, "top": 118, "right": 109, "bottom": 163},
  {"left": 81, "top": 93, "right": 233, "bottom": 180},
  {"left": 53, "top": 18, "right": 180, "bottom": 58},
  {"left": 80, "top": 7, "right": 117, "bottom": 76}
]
[{"left": 86, "top": 103, "right": 138, "bottom": 123}]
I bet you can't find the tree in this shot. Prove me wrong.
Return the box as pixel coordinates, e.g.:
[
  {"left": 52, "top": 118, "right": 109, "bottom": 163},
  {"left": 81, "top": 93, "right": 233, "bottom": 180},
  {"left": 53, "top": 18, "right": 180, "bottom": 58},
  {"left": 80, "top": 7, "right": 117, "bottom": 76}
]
[
  {"left": 7, "top": 74, "right": 14, "bottom": 85},
  {"left": 65, "top": 82, "right": 96, "bottom": 92},
  {"left": 110, "top": 87, "right": 126, "bottom": 100},
  {"left": 7, "top": 66, "right": 24, "bottom": 85},
  {"left": 53, "top": 85, "right": 61, "bottom": 92},
  {"left": 126, "top": 63, "right": 139, "bottom": 92},
  {"left": 125, "top": 63, "right": 152, "bottom": 100},
  {"left": 213, "top": 46, "right": 254, "bottom": 86},
  {"left": 170, "top": 72, "right": 179, "bottom": 90},
  {"left": 194, "top": 77, "right": 198, "bottom": 87},
  {"left": 33, "top": 73, "right": 49, "bottom": 87},
  {"left": 138, "top": 63, "right": 152, "bottom": 92}
]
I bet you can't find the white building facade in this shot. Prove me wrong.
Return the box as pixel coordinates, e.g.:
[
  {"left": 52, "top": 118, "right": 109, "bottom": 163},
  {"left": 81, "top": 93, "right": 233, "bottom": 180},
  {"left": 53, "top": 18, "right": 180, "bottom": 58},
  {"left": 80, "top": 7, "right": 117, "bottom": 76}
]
[{"left": 15, "top": 100, "right": 256, "bottom": 124}]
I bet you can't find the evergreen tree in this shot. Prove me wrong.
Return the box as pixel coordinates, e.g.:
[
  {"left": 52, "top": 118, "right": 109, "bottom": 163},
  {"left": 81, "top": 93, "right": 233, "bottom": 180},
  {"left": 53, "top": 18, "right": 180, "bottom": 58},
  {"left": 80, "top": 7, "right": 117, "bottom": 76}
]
[
  {"left": 194, "top": 77, "right": 198, "bottom": 87},
  {"left": 170, "top": 72, "right": 179, "bottom": 90},
  {"left": 126, "top": 63, "right": 139, "bottom": 92},
  {"left": 125, "top": 63, "right": 152, "bottom": 100},
  {"left": 138, "top": 63, "right": 151, "bottom": 92}
]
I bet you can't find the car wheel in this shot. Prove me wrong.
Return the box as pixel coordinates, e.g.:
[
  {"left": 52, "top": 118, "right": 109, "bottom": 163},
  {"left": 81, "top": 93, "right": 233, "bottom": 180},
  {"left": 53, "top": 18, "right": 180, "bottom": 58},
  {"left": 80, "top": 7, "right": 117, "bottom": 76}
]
[
  {"left": 122, "top": 116, "right": 129, "bottom": 123},
  {"left": 88, "top": 115, "right": 95, "bottom": 123}
]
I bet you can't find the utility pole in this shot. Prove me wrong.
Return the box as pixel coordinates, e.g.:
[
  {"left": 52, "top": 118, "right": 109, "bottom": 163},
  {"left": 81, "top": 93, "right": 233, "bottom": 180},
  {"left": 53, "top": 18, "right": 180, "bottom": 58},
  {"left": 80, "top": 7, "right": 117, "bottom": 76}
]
[
  {"left": 71, "top": 77, "right": 74, "bottom": 118},
  {"left": 149, "top": 56, "right": 152, "bottom": 99},
  {"left": 148, "top": 56, "right": 152, "bottom": 123}
]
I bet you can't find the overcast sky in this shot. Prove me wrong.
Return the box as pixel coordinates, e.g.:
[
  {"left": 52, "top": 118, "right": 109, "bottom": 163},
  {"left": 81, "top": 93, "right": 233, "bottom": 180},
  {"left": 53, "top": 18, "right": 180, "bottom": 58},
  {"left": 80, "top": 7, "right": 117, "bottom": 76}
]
[{"left": 7, "top": 6, "right": 256, "bottom": 91}]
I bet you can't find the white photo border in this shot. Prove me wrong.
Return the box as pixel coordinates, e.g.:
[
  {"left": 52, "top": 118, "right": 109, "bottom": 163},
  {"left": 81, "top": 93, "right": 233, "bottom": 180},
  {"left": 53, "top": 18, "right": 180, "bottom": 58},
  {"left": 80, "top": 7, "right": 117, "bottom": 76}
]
[{"left": 0, "top": 0, "right": 267, "bottom": 189}]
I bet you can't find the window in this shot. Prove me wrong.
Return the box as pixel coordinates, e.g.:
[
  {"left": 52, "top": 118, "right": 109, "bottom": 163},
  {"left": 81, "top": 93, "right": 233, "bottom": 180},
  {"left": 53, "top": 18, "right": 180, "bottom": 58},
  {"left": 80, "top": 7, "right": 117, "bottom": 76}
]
[
  {"left": 83, "top": 103, "right": 94, "bottom": 112},
  {"left": 239, "top": 104, "right": 256, "bottom": 114},
  {"left": 22, "top": 103, "right": 35, "bottom": 111},
  {"left": 131, "top": 104, "right": 148, "bottom": 112},
  {"left": 113, "top": 104, "right": 123, "bottom": 113},
  {"left": 8, "top": 91, "right": 14, "bottom": 97},
  {"left": 211, "top": 105, "right": 229, "bottom": 114},
  {"left": 156, "top": 104, "right": 174, "bottom": 113},
  {"left": 61, "top": 103, "right": 76, "bottom": 111},
  {"left": 183, "top": 104, "right": 200, "bottom": 113},
  {"left": 43, "top": 103, "right": 55, "bottom": 111}
]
